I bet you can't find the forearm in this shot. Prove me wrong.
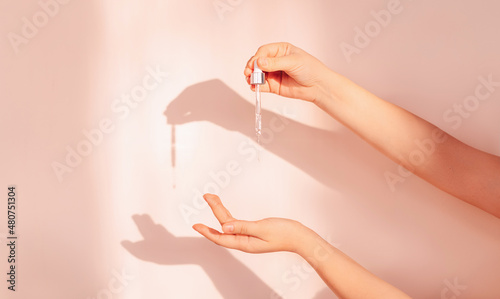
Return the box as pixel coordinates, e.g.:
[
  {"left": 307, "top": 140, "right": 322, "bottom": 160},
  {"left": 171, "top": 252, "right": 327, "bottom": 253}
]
[
  {"left": 315, "top": 71, "right": 500, "bottom": 217},
  {"left": 295, "top": 230, "right": 410, "bottom": 299}
]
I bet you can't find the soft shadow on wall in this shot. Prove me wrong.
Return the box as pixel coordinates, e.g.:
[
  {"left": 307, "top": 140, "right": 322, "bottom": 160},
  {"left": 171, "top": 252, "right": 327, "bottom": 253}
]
[
  {"left": 164, "top": 79, "right": 386, "bottom": 192},
  {"left": 122, "top": 214, "right": 337, "bottom": 298},
  {"left": 122, "top": 214, "right": 283, "bottom": 298},
  {"left": 122, "top": 79, "right": 361, "bottom": 298}
]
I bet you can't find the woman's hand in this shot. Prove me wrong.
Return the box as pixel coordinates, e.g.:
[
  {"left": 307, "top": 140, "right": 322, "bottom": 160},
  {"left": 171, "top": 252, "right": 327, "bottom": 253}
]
[
  {"left": 193, "top": 194, "right": 411, "bottom": 298},
  {"left": 193, "top": 194, "right": 311, "bottom": 254},
  {"left": 244, "top": 42, "right": 334, "bottom": 104}
]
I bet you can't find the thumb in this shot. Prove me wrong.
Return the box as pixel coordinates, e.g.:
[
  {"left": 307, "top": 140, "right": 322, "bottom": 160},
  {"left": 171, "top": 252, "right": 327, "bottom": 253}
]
[
  {"left": 258, "top": 55, "right": 297, "bottom": 73},
  {"left": 222, "top": 220, "right": 262, "bottom": 236}
]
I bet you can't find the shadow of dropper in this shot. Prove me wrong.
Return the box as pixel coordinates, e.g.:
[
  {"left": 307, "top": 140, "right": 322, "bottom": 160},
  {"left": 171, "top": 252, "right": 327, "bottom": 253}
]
[{"left": 163, "top": 79, "right": 374, "bottom": 191}]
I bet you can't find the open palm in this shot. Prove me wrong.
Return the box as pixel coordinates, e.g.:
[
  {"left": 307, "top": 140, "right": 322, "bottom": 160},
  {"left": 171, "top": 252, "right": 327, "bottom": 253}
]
[{"left": 193, "top": 194, "right": 307, "bottom": 254}]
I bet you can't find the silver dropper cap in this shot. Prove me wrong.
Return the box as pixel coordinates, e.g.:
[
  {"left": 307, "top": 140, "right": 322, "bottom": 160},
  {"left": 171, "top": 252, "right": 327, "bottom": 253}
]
[{"left": 250, "top": 60, "right": 265, "bottom": 85}]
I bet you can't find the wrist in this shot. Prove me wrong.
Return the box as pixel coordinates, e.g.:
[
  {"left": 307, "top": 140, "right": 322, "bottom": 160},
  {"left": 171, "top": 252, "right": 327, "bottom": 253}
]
[
  {"left": 293, "top": 228, "right": 336, "bottom": 268},
  {"left": 290, "top": 224, "right": 326, "bottom": 256},
  {"left": 313, "top": 69, "right": 344, "bottom": 109}
]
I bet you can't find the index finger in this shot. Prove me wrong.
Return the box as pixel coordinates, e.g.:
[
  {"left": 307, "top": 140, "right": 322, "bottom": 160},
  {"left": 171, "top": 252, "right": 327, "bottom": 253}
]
[
  {"left": 203, "top": 194, "right": 235, "bottom": 225},
  {"left": 243, "top": 42, "right": 293, "bottom": 76}
]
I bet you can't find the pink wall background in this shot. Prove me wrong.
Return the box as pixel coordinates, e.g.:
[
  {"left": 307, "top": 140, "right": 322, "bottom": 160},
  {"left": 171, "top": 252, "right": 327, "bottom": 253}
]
[{"left": 1, "top": 0, "right": 500, "bottom": 298}]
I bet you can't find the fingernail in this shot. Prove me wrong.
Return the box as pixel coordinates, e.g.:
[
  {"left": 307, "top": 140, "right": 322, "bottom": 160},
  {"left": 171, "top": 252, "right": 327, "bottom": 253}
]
[{"left": 223, "top": 224, "right": 234, "bottom": 233}]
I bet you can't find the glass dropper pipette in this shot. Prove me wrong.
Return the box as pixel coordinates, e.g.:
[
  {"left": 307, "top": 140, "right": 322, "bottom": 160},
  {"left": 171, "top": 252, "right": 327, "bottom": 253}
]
[{"left": 250, "top": 60, "right": 265, "bottom": 144}]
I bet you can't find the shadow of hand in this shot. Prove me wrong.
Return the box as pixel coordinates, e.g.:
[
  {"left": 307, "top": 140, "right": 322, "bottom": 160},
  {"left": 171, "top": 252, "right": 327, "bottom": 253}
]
[
  {"left": 122, "top": 214, "right": 283, "bottom": 299},
  {"left": 121, "top": 214, "right": 204, "bottom": 265},
  {"left": 163, "top": 79, "right": 381, "bottom": 192},
  {"left": 164, "top": 79, "right": 253, "bottom": 132}
]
